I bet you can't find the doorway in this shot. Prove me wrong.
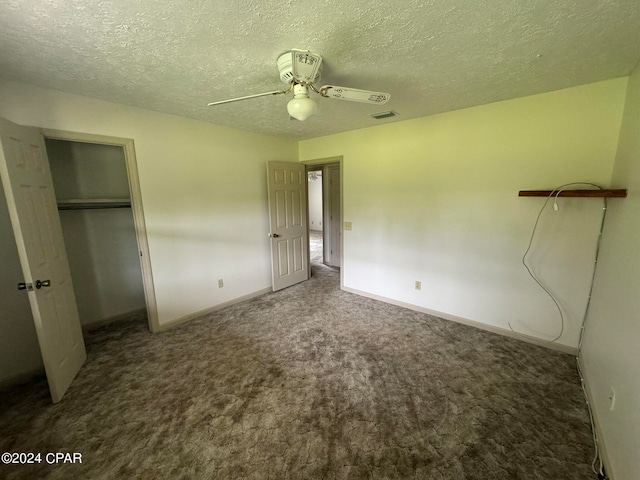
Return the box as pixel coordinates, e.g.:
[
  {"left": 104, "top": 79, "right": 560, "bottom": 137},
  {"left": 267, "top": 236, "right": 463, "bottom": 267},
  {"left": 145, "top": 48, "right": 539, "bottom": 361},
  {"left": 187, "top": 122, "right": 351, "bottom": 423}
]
[
  {"left": 304, "top": 158, "right": 342, "bottom": 279},
  {"left": 43, "top": 129, "right": 158, "bottom": 333},
  {"left": 307, "top": 167, "right": 324, "bottom": 266},
  {"left": 45, "top": 138, "right": 148, "bottom": 332}
]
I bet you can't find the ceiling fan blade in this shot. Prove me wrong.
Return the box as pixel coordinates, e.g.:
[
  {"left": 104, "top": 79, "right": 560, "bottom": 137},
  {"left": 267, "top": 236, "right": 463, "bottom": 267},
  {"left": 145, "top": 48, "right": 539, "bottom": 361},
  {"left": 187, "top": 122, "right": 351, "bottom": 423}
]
[
  {"left": 320, "top": 85, "right": 391, "bottom": 104},
  {"left": 207, "top": 88, "right": 288, "bottom": 106},
  {"left": 291, "top": 49, "right": 323, "bottom": 84}
]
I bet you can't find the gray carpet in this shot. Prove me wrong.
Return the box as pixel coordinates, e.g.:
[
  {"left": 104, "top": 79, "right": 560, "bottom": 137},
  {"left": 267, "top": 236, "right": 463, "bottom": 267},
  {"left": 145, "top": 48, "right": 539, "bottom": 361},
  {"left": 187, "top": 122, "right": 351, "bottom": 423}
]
[{"left": 0, "top": 231, "right": 595, "bottom": 479}]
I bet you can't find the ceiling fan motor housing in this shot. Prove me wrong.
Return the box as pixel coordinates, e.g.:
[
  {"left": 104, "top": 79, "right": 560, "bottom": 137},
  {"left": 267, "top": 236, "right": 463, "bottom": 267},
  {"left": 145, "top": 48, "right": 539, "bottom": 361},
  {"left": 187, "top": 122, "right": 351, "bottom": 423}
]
[{"left": 277, "top": 51, "right": 322, "bottom": 85}]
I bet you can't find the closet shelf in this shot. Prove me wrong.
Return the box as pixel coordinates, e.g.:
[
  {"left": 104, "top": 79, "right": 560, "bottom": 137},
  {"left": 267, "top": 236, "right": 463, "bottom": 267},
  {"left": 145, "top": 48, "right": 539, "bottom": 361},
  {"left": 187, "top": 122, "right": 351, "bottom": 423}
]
[
  {"left": 518, "top": 189, "right": 627, "bottom": 198},
  {"left": 57, "top": 198, "right": 131, "bottom": 210}
]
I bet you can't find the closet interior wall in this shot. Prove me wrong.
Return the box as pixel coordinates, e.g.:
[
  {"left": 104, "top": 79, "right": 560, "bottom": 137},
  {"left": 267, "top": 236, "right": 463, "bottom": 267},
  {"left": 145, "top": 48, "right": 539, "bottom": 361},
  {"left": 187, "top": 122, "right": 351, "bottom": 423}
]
[{"left": 46, "top": 139, "right": 146, "bottom": 329}]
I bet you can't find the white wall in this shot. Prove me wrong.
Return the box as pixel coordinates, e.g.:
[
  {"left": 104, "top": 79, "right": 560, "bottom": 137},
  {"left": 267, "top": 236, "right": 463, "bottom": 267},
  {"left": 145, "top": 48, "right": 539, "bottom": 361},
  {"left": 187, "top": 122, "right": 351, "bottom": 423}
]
[
  {"left": 0, "top": 180, "right": 43, "bottom": 386},
  {"left": 581, "top": 64, "right": 640, "bottom": 480},
  {"left": 47, "top": 140, "right": 147, "bottom": 327},
  {"left": 0, "top": 79, "right": 298, "bottom": 328},
  {"left": 308, "top": 171, "right": 323, "bottom": 231},
  {"left": 300, "top": 78, "right": 627, "bottom": 350}
]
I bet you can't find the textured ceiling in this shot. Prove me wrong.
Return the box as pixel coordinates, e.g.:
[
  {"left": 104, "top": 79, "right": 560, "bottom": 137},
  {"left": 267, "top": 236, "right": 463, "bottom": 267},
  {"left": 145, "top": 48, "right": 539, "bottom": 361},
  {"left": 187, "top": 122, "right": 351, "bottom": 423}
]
[{"left": 1, "top": 0, "right": 639, "bottom": 140}]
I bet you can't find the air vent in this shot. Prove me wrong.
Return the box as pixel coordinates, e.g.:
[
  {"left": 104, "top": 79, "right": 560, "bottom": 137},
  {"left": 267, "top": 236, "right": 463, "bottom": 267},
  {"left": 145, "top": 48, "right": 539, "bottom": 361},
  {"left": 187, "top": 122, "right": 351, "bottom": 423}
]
[{"left": 370, "top": 110, "right": 398, "bottom": 120}]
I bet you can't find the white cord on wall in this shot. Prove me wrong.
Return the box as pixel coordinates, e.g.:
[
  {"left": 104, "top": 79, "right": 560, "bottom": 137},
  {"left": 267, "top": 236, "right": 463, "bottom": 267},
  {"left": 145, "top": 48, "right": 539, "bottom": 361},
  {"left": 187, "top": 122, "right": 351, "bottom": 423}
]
[
  {"left": 512, "top": 182, "right": 604, "bottom": 342},
  {"left": 516, "top": 181, "right": 608, "bottom": 477}
]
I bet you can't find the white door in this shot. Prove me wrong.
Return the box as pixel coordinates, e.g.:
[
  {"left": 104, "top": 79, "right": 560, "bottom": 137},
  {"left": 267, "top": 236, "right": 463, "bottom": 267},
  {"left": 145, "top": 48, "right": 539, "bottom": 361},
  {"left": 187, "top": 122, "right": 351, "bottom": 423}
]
[
  {"left": 328, "top": 166, "right": 341, "bottom": 267},
  {"left": 267, "top": 161, "right": 309, "bottom": 291},
  {"left": 0, "top": 118, "right": 86, "bottom": 403}
]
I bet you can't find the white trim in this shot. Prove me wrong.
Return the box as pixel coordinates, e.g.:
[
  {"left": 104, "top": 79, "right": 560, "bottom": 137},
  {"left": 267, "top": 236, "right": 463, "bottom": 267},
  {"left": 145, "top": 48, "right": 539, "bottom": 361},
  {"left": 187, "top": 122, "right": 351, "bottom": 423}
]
[
  {"left": 156, "top": 287, "right": 272, "bottom": 332},
  {"left": 342, "top": 286, "right": 578, "bottom": 355},
  {"left": 301, "top": 155, "right": 343, "bottom": 166},
  {"left": 41, "top": 129, "right": 160, "bottom": 333},
  {"left": 578, "top": 355, "right": 614, "bottom": 479}
]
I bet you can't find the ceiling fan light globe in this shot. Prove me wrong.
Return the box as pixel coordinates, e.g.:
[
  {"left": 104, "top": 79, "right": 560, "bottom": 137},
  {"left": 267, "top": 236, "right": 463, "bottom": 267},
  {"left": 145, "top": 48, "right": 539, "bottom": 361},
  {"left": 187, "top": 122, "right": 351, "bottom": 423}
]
[{"left": 287, "top": 97, "right": 317, "bottom": 121}]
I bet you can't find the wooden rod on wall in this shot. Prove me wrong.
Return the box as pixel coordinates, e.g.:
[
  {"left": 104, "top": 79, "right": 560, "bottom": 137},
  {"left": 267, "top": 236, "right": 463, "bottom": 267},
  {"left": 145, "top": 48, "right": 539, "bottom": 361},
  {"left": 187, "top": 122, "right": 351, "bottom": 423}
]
[{"left": 518, "top": 189, "right": 627, "bottom": 198}]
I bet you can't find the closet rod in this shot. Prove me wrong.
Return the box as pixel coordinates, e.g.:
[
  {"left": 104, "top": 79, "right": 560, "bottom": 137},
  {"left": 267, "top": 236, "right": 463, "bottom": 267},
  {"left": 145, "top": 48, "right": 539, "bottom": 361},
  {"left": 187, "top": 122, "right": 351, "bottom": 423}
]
[
  {"left": 57, "top": 199, "right": 132, "bottom": 210},
  {"left": 58, "top": 203, "right": 131, "bottom": 210}
]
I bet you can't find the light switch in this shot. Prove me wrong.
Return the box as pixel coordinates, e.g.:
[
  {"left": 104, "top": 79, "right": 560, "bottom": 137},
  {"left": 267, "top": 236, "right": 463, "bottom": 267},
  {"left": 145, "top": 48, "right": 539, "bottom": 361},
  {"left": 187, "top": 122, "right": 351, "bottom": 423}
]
[{"left": 344, "top": 221, "right": 352, "bottom": 231}]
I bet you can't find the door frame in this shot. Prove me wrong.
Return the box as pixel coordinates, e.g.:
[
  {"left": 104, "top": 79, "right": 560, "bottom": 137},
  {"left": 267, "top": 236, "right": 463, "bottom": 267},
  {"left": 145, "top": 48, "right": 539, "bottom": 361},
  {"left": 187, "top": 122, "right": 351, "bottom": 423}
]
[
  {"left": 301, "top": 156, "right": 344, "bottom": 290},
  {"left": 42, "top": 128, "right": 160, "bottom": 333}
]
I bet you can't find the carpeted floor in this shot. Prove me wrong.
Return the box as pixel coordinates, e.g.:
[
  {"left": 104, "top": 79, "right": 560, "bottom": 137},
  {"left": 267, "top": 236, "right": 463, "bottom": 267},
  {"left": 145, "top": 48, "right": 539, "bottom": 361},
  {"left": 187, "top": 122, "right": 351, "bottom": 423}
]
[{"left": 0, "top": 231, "right": 595, "bottom": 479}]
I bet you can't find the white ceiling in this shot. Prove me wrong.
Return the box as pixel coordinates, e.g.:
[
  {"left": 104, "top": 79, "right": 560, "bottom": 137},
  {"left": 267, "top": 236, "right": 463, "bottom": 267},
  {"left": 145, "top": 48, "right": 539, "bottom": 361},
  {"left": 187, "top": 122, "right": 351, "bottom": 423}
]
[{"left": 1, "top": 0, "right": 639, "bottom": 140}]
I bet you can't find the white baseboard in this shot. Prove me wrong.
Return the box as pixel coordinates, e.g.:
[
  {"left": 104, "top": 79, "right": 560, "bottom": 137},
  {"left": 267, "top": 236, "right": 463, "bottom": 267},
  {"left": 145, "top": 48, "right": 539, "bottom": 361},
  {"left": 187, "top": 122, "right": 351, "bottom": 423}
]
[
  {"left": 157, "top": 287, "right": 272, "bottom": 333},
  {"left": 342, "top": 286, "right": 577, "bottom": 355},
  {"left": 577, "top": 355, "right": 614, "bottom": 479}
]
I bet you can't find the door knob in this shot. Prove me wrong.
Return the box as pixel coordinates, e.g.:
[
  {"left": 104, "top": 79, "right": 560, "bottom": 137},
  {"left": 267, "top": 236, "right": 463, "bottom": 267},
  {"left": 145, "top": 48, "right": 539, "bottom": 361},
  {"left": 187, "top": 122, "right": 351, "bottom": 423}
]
[
  {"left": 35, "top": 279, "right": 51, "bottom": 289},
  {"left": 269, "top": 233, "right": 281, "bottom": 238}
]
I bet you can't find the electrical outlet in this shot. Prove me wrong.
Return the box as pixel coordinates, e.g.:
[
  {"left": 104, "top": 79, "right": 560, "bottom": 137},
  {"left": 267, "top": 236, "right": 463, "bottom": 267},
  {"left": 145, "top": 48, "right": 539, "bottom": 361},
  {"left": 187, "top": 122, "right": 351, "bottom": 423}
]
[
  {"left": 344, "top": 221, "right": 352, "bottom": 231},
  {"left": 415, "top": 280, "right": 422, "bottom": 290},
  {"left": 218, "top": 279, "right": 224, "bottom": 288},
  {"left": 608, "top": 387, "right": 616, "bottom": 411}
]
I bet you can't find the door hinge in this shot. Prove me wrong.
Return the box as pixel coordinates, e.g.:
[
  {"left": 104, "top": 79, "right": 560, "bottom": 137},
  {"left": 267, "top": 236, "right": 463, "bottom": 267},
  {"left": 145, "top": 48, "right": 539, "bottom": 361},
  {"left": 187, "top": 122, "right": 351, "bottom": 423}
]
[{"left": 17, "top": 282, "right": 34, "bottom": 291}]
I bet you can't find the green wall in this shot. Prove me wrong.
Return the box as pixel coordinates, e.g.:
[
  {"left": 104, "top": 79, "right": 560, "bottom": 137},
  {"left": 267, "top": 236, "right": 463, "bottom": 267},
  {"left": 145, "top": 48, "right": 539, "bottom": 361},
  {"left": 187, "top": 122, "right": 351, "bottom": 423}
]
[{"left": 300, "top": 78, "right": 627, "bottom": 349}]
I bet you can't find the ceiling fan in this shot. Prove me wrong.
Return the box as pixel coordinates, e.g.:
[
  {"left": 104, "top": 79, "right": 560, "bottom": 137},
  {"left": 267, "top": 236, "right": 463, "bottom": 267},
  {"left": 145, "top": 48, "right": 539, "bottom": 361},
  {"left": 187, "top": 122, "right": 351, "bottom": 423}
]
[{"left": 207, "top": 49, "right": 391, "bottom": 121}]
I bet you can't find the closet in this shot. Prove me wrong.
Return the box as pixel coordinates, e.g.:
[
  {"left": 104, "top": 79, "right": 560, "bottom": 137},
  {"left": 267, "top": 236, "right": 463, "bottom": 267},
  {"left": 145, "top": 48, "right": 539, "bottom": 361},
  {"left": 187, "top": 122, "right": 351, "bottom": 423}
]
[{"left": 45, "top": 139, "right": 147, "bottom": 329}]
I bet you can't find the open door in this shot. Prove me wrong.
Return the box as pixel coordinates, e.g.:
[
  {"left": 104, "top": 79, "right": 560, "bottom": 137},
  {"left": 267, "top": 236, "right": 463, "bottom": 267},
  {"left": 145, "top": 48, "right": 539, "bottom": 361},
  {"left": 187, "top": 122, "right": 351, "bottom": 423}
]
[
  {"left": 0, "top": 118, "right": 86, "bottom": 403},
  {"left": 267, "top": 161, "right": 309, "bottom": 291}
]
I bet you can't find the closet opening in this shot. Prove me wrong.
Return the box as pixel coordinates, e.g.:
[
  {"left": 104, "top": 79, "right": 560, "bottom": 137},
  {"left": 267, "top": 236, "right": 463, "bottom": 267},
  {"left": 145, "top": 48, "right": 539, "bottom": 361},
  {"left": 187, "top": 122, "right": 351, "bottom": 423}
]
[{"left": 44, "top": 136, "right": 155, "bottom": 333}]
